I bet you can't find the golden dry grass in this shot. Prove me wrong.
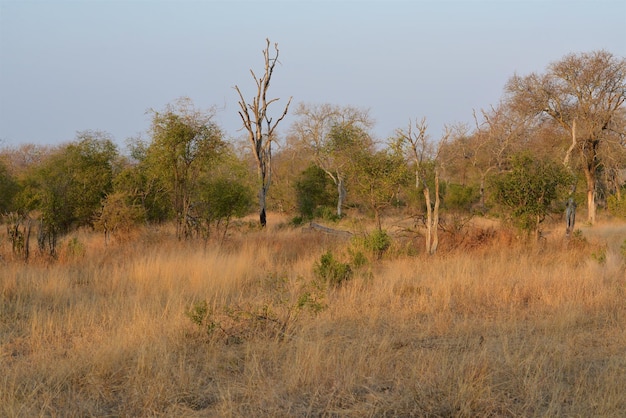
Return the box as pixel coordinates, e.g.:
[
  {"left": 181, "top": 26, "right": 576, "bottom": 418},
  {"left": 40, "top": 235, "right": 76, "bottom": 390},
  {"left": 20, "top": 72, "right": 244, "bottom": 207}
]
[{"left": 1, "top": 216, "right": 626, "bottom": 417}]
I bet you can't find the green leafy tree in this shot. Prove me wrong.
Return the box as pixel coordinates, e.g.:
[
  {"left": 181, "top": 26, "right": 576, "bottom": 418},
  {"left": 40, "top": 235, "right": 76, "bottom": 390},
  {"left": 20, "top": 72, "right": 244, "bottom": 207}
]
[
  {"left": 113, "top": 140, "right": 170, "bottom": 224},
  {"left": 192, "top": 147, "right": 254, "bottom": 241},
  {"left": 196, "top": 177, "right": 253, "bottom": 242},
  {"left": 350, "top": 147, "right": 409, "bottom": 231},
  {"left": 0, "top": 160, "right": 18, "bottom": 213},
  {"left": 145, "top": 98, "right": 226, "bottom": 239},
  {"left": 506, "top": 50, "right": 626, "bottom": 224},
  {"left": 490, "top": 153, "right": 572, "bottom": 239},
  {"left": 65, "top": 131, "right": 118, "bottom": 226},
  {"left": 290, "top": 103, "right": 374, "bottom": 217},
  {"left": 294, "top": 164, "right": 336, "bottom": 220},
  {"left": 15, "top": 131, "right": 118, "bottom": 255}
]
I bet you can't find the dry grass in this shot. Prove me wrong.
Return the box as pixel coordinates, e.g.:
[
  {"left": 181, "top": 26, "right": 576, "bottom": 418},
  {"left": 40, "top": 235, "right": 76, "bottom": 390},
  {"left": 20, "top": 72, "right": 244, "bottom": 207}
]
[{"left": 1, "top": 216, "right": 626, "bottom": 417}]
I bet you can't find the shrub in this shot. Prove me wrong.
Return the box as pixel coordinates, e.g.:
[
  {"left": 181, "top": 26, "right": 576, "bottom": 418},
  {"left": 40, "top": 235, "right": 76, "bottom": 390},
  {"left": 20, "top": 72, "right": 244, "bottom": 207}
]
[
  {"left": 295, "top": 164, "right": 335, "bottom": 220},
  {"left": 607, "top": 193, "right": 626, "bottom": 218},
  {"left": 489, "top": 153, "right": 571, "bottom": 237},
  {"left": 444, "top": 183, "right": 480, "bottom": 212},
  {"left": 314, "top": 251, "right": 352, "bottom": 287},
  {"left": 352, "top": 229, "right": 392, "bottom": 259},
  {"left": 314, "top": 205, "right": 341, "bottom": 222}
]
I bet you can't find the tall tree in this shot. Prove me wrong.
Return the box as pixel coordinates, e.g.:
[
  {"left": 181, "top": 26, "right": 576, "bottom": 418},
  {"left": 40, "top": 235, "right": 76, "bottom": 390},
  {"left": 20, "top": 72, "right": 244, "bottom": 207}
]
[
  {"left": 350, "top": 147, "right": 409, "bottom": 231},
  {"left": 506, "top": 50, "right": 626, "bottom": 224},
  {"left": 235, "top": 39, "right": 292, "bottom": 227},
  {"left": 15, "top": 131, "right": 118, "bottom": 255},
  {"left": 146, "top": 98, "right": 225, "bottom": 239},
  {"left": 290, "top": 103, "right": 374, "bottom": 217}
]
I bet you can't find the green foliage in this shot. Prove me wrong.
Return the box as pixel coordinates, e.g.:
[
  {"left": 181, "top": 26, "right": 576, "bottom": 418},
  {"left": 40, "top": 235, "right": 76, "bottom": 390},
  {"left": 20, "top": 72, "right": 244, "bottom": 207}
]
[
  {"left": 591, "top": 247, "right": 607, "bottom": 264},
  {"left": 186, "top": 300, "right": 209, "bottom": 327},
  {"left": 349, "top": 148, "right": 410, "bottom": 229},
  {"left": 94, "top": 192, "right": 146, "bottom": 239},
  {"left": 314, "top": 251, "right": 352, "bottom": 287},
  {"left": 607, "top": 192, "right": 626, "bottom": 218},
  {"left": 348, "top": 248, "right": 368, "bottom": 268},
  {"left": 196, "top": 176, "right": 253, "bottom": 240},
  {"left": 112, "top": 156, "right": 170, "bottom": 224},
  {"left": 202, "top": 178, "right": 252, "bottom": 219},
  {"left": 315, "top": 206, "right": 341, "bottom": 222},
  {"left": 365, "top": 229, "right": 391, "bottom": 258},
  {"left": 295, "top": 164, "right": 335, "bottom": 219},
  {"left": 186, "top": 275, "right": 326, "bottom": 343},
  {"left": 186, "top": 300, "right": 218, "bottom": 336},
  {"left": 489, "top": 153, "right": 571, "bottom": 234},
  {"left": 620, "top": 239, "right": 626, "bottom": 259},
  {"left": 0, "top": 160, "right": 18, "bottom": 213},
  {"left": 145, "top": 98, "right": 226, "bottom": 239},
  {"left": 14, "top": 132, "right": 118, "bottom": 255},
  {"left": 351, "top": 229, "right": 392, "bottom": 260},
  {"left": 444, "top": 183, "right": 480, "bottom": 212}
]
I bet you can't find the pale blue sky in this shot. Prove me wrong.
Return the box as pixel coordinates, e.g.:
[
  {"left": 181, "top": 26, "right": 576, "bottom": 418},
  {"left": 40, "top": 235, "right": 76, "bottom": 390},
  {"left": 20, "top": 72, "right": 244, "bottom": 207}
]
[{"left": 1, "top": 0, "right": 625, "bottom": 148}]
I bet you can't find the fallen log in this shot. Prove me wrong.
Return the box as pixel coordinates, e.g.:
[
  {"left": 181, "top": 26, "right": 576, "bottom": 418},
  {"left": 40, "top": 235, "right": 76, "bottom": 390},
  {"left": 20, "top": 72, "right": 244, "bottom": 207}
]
[{"left": 308, "top": 222, "right": 353, "bottom": 237}]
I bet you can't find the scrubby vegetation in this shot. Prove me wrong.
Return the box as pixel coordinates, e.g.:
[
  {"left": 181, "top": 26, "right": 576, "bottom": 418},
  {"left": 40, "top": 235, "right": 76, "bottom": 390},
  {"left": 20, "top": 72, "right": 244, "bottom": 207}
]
[
  {"left": 1, "top": 214, "right": 626, "bottom": 416},
  {"left": 1, "top": 48, "right": 625, "bottom": 416}
]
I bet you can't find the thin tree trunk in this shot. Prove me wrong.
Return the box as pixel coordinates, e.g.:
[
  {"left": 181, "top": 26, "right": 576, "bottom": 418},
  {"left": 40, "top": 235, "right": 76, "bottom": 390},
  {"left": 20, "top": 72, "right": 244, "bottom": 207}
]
[
  {"left": 431, "top": 173, "right": 440, "bottom": 255},
  {"left": 424, "top": 186, "right": 432, "bottom": 255},
  {"left": 584, "top": 167, "right": 596, "bottom": 224},
  {"left": 24, "top": 219, "right": 31, "bottom": 262},
  {"left": 259, "top": 185, "right": 267, "bottom": 228},
  {"left": 337, "top": 176, "right": 346, "bottom": 217}
]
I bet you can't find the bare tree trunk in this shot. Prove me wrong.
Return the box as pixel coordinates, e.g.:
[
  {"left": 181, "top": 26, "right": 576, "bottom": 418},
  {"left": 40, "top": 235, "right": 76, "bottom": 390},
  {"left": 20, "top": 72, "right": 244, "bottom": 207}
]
[
  {"left": 235, "top": 39, "right": 292, "bottom": 228},
  {"left": 584, "top": 167, "right": 596, "bottom": 225},
  {"left": 431, "top": 173, "right": 440, "bottom": 254},
  {"left": 564, "top": 120, "right": 578, "bottom": 235},
  {"left": 259, "top": 185, "right": 268, "bottom": 228},
  {"left": 535, "top": 215, "right": 541, "bottom": 242},
  {"left": 566, "top": 197, "right": 577, "bottom": 236},
  {"left": 337, "top": 176, "right": 346, "bottom": 217},
  {"left": 423, "top": 173, "right": 441, "bottom": 255},
  {"left": 24, "top": 218, "right": 31, "bottom": 262},
  {"left": 424, "top": 186, "right": 432, "bottom": 255}
]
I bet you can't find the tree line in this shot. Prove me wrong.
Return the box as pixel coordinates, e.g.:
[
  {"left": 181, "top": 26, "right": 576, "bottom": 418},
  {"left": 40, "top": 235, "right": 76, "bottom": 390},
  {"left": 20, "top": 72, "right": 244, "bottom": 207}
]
[{"left": 1, "top": 45, "right": 625, "bottom": 260}]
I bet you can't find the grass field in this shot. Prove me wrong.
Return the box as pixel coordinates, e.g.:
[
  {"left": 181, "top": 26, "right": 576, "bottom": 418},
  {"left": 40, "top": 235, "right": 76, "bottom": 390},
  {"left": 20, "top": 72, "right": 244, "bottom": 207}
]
[{"left": 1, "top": 215, "right": 625, "bottom": 417}]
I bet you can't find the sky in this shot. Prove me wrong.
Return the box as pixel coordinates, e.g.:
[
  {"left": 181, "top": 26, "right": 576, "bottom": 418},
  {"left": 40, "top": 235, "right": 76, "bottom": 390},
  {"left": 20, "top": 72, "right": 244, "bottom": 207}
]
[{"left": 1, "top": 0, "right": 625, "bottom": 149}]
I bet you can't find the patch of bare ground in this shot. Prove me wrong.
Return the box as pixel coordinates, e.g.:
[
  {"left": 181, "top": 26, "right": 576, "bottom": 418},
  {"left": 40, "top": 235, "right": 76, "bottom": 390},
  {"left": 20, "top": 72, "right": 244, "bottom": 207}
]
[{"left": 1, "top": 215, "right": 625, "bottom": 416}]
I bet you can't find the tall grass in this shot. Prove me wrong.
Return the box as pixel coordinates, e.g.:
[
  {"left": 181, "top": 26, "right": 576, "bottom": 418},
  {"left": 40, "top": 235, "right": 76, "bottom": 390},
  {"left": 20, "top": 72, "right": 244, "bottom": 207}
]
[{"left": 1, "top": 219, "right": 625, "bottom": 416}]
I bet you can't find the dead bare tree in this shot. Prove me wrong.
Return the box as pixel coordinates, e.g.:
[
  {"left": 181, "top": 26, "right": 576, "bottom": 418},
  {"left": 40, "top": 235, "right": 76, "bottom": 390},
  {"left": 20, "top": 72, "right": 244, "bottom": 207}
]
[
  {"left": 397, "top": 119, "right": 450, "bottom": 255},
  {"left": 235, "top": 39, "right": 292, "bottom": 227}
]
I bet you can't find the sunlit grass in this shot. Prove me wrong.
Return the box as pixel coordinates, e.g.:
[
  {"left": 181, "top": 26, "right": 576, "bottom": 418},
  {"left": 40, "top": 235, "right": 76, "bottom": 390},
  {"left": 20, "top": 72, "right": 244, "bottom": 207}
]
[{"left": 1, "top": 217, "right": 625, "bottom": 416}]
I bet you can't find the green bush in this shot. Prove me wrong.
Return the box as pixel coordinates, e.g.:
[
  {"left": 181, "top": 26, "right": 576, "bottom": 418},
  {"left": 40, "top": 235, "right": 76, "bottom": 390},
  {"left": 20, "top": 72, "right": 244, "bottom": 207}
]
[
  {"left": 295, "top": 164, "right": 336, "bottom": 220},
  {"left": 489, "top": 153, "right": 571, "bottom": 235},
  {"left": 444, "top": 183, "right": 480, "bottom": 212},
  {"left": 314, "top": 251, "right": 352, "bottom": 287},
  {"left": 352, "top": 229, "right": 392, "bottom": 259},
  {"left": 314, "top": 205, "right": 341, "bottom": 222},
  {"left": 607, "top": 193, "right": 626, "bottom": 218}
]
